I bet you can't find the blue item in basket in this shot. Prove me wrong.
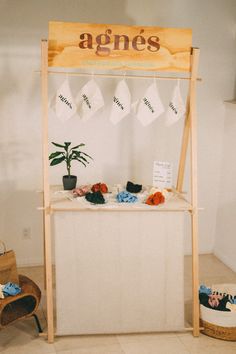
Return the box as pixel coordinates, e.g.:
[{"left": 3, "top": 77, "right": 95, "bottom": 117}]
[
  {"left": 3, "top": 282, "right": 21, "bottom": 297},
  {"left": 116, "top": 191, "right": 138, "bottom": 203},
  {"left": 199, "top": 285, "right": 212, "bottom": 295}
]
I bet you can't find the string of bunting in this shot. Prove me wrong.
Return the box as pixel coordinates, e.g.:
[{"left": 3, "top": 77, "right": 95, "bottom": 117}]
[{"left": 51, "top": 77, "right": 186, "bottom": 127}]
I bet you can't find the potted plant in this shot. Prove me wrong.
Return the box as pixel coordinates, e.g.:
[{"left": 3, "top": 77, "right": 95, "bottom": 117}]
[{"left": 49, "top": 142, "right": 92, "bottom": 190}]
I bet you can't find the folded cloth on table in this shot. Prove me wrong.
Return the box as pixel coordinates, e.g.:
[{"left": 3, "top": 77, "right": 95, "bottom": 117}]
[
  {"left": 91, "top": 183, "right": 108, "bottom": 193},
  {"left": 145, "top": 191, "right": 165, "bottom": 206},
  {"left": 149, "top": 187, "right": 169, "bottom": 199},
  {"left": 85, "top": 191, "right": 105, "bottom": 204},
  {"left": 2, "top": 282, "right": 21, "bottom": 297},
  {"left": 72, "top": 185, "right": 90, "bottom": 197},
  {"left": 126, "top": 181, "right": 142, "bottom": 193},
  {"left": 116, "top": 191, "right": 138, "bottom": 203}
]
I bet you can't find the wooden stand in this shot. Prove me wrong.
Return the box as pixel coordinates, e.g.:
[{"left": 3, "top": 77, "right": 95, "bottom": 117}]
[{"left": 40, "top": 30, "right": 200, "bottom": 342}]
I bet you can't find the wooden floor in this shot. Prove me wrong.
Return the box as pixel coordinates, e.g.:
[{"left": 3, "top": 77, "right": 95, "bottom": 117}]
[{"left": 0, "top": 254, "right": 236, "bottom": 353}]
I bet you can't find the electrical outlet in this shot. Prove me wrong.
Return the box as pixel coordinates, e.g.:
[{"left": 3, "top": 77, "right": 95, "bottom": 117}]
[{"left": 22, "top": 227, "right": 31, "bottom": 239}]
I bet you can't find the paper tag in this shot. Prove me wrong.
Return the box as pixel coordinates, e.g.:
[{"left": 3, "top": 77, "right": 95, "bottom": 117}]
[{"left": 153, "top": 161, "right": 172, "bottom": 189}]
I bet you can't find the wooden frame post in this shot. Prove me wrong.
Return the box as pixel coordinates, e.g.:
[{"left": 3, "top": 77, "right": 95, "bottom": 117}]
[
  {"left": 176, "top": 47, "right": 200, "bottom": 336},
  {"left": 189, "top": 48, "right": 200, "bottom": 336},
  {"left": 41, "top": 39, "right": 54, "bottom": 343},
  {"left": 176, "top": 48, "right": 196, "bottom": 193},
  {"left": 176, "top": 95, "right": 190, "bottom": 193}
]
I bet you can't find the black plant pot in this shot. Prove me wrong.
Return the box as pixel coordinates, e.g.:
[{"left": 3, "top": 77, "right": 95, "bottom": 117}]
[{"left": 63, "top": 175, "right": 77, "bottom": 190}]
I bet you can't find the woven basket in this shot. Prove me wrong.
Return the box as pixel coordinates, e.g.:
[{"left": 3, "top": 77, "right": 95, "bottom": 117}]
[
  {"left": 200, "top": 319, "right": 236, "bottom": 341},
  {"left": 200, "top": 283, "right": 236, "bottom": 341}
]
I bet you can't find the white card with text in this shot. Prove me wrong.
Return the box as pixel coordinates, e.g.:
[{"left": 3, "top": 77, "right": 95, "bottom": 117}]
[{"left": 153, "top": 161, "right": 172, "bottom": 189}]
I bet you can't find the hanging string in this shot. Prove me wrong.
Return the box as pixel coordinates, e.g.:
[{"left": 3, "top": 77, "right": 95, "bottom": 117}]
[{"left": 36, "top": 70, "right": 202, "bottom": 82}]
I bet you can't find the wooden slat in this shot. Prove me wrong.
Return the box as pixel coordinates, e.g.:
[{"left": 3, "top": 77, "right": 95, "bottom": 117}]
[
  {"left": 176, "top": 46, "right": 200, "bottom": 193},
  {"left": 48, "top": 21, "right": 192, "bottom": 72},
  {"left": 176, "top": 94, "right": 190, "bottom": 192},
  {"left": 189, "top": 47, "right": 200, "bottom": 337},
  {"left": 41, "top": 39, "right": 54, "bottom": 343}
]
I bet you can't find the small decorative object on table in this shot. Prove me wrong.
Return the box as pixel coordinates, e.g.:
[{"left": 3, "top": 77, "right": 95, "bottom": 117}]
[{"left": 49, "top": 142, "right": 93, "bottom": 190}]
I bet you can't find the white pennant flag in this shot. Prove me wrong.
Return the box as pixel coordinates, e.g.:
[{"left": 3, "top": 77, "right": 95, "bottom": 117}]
[
  {"left": 131, "top": 100, "right": 139, "bottom": 115},
  {"left": 110, "top": 80, "right": 131, "bottom": 125},
  {"left": 166, "top": 81, "right": 186, "bottom": 126},
  {"left": 76, "top": 79, "right": 104, "bottom": 120},
  {"left": 135, "top": 82, "right": 164, "bottom": 126},
  {"left": 54, "top": 79, "right": 77, "bottom": 122}
]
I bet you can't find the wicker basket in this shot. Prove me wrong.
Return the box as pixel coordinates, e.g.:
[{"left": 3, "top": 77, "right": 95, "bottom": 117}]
[
  {"left": 200, "top": 283, "right": 236, "bottom": 341},
  {"left": 200, "top": 318, "right": 236, "bottom": 341}
]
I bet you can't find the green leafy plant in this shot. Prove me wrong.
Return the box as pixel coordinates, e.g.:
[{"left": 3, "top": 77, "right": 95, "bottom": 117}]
[{"left": 49, "top": 142, "right": 92, "bottom": 176}]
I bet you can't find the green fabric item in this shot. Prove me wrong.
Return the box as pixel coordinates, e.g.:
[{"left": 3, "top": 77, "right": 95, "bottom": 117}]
[{"left": 85, "top": 191, "right": 105, "bottom": 204}]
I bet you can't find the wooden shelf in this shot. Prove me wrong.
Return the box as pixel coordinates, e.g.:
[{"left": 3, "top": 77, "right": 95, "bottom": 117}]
[{"left": 49, "top": 186, "right": 193, "bottom": 212}]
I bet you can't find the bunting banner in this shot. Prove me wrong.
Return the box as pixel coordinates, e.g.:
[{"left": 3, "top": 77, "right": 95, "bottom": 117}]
[
  {"left": 76, "top": 79, "right": 104, "bottom": 120},
  {"left": 110, "top": 80, "right": 131, "bottom": 125}
]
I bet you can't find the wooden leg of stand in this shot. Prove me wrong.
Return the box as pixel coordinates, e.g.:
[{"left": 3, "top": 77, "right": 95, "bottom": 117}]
[
  {"left": 44, "top": 212, "right": 54, "bottom": 343},
  {"left": 191, "top": 210, "right": 200, "bottom": 336}
]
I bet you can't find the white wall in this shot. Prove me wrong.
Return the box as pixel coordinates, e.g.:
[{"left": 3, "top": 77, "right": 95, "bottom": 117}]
[
  {"left": 0, "top": 0, "right": 235, "bottom": 266},
  {"left": 214, "top": 103, "right": 236, "bottom": 271}
]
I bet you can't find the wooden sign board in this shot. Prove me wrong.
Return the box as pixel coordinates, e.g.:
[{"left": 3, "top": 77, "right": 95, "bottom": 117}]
[{"left": 48, "top": 21, "right": 192, "bottom": 72}]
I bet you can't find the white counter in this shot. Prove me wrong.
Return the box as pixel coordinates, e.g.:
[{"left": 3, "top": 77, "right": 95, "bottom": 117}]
[{"left": 52, "top": 191, "right": 187, "bottom": 335}]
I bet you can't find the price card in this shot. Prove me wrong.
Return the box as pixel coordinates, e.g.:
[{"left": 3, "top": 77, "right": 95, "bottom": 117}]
[{"left": 153, "top": 161, "right": 172, "bottom": 189}]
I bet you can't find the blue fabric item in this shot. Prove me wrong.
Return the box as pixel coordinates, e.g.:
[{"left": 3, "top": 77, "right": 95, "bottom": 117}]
[
  {"left": 229, "top": 298, "right": 236, "bottom": 304},
  {"left": 116, "top": 191, "right": 138, "bottom": 203},
  {"left": 3, "top": 282, "right": 21, "bottom": 297},
  {"left": 199, "top": 285, "right": 212, "bottom": 295}
]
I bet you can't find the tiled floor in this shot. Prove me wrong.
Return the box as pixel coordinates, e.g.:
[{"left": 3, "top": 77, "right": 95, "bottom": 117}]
[{"left": 1, "top": 254, "right": 236, "bottom": 353}]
